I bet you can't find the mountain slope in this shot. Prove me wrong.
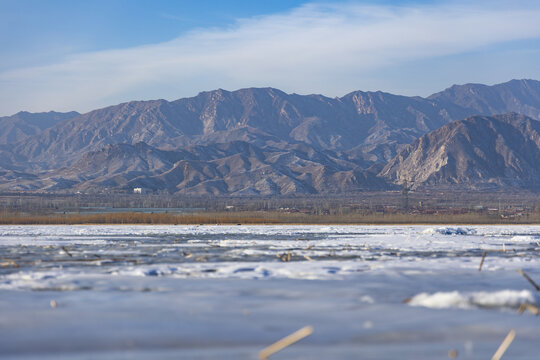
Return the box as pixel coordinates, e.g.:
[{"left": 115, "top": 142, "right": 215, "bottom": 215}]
[
  {"left": 0, "top": 111, "right": 79, "bottom": 145},
  {"left": 4, "top": 141, "right": 387, "bottom": 195},
  {"left": 379, "top": 113, "right": 540, "bottom": 188},
  {"left": 428, "top": 79, "right": 540, "bottom": 119}
]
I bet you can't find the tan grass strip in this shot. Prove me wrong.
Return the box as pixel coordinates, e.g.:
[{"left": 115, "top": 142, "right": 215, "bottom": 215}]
[{"left": 0, "top": 260, "right": 19, "bottom": 268}]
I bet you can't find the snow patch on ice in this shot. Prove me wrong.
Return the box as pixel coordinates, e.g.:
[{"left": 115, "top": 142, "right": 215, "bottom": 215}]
[
  {"left": 509, "top": 235, "right": 540, "bottom": 242},
  {"left": 0, "top": 269, "right": 94, "bottom": 291},
  {"left": 108, "top": 260, "right": 368, "bottom": 281},
  {"left": 422, "top": 227, "right": 476, "bottom": 236},
  {"left": 407, "top": 289, "right": 536, "bottom": 310}
]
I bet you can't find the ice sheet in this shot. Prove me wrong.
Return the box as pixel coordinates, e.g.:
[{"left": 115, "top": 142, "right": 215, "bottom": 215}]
[{"left": 1, "top": 225, "right": 540, "bottom": 359}]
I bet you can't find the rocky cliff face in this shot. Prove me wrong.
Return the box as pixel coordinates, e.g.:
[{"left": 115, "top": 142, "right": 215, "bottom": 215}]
[{"left": 379, "top": 113, "right": 540, "bottom": 189}]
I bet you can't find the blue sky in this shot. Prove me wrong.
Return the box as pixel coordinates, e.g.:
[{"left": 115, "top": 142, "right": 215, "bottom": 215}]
[
  {"left": 1, "top": 0, "right": 540, "bottom": 115},
  {"left": 0, "top": 1, "right": 311, "bottom": 70}
]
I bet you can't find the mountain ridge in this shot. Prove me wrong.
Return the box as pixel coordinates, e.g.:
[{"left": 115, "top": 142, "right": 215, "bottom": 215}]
[
  {"left": 3, "top": 79, "right": 540, "bottom": 194},
  {"left": 0, "top": 111, "right": 80, "bottom": 145}
]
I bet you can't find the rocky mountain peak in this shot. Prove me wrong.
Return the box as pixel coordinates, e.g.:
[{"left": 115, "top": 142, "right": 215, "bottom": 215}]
[{"left": 379, "top": 113, "right": 540, "bottom": 189}]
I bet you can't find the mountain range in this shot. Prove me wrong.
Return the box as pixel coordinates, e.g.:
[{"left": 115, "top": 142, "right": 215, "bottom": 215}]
[{"left": 2, "top": 79, "right": 540, "bottom": 195}]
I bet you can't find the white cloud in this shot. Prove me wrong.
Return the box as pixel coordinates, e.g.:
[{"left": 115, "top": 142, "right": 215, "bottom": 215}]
[{"left": 1, "top": 1, "right": 540, "bottom": 115}]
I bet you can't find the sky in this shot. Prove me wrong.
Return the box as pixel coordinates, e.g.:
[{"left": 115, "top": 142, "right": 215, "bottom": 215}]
[{"left": 1, "top": 0, "right": 540, "bottom": 116}]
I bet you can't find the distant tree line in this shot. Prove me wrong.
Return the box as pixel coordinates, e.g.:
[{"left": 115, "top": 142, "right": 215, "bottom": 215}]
[{"left": 1, "top": 190, "right": 540, "bottom": 219}]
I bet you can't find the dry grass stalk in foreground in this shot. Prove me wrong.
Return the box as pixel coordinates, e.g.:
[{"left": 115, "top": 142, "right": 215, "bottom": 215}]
[
  {"left": 491, "top": 330, "right": 516, "bottom": 360},
  {"left": 0, "top": 260, "right": 19, "bottom": 268},
  {"left": 478, "top": 251, "right": 487, "bottom": 271},
  {"left": 61, "top": 246, "right": 72, "bottom": 257},
  {"left": 518, "top": 303, "right": 539, "bottom": 316},
  {"left": 259, "top": 326, "right": 313, "bottom": 360},
  {"left": 517, "top": 268, "right": 540, "bottom": 291},
  {"left": 278, "top": 251, "right": 291, "bottom": 262}
]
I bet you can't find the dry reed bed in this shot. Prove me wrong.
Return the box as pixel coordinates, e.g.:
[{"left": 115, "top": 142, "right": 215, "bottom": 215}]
[{"left": 1, "top": 211, "right": 540, "bottom": 225}]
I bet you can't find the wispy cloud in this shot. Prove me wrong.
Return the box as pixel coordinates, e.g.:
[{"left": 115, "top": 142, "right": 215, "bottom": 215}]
[{"left": 2, "top": 1, "right": 540, "bottom": 115}]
